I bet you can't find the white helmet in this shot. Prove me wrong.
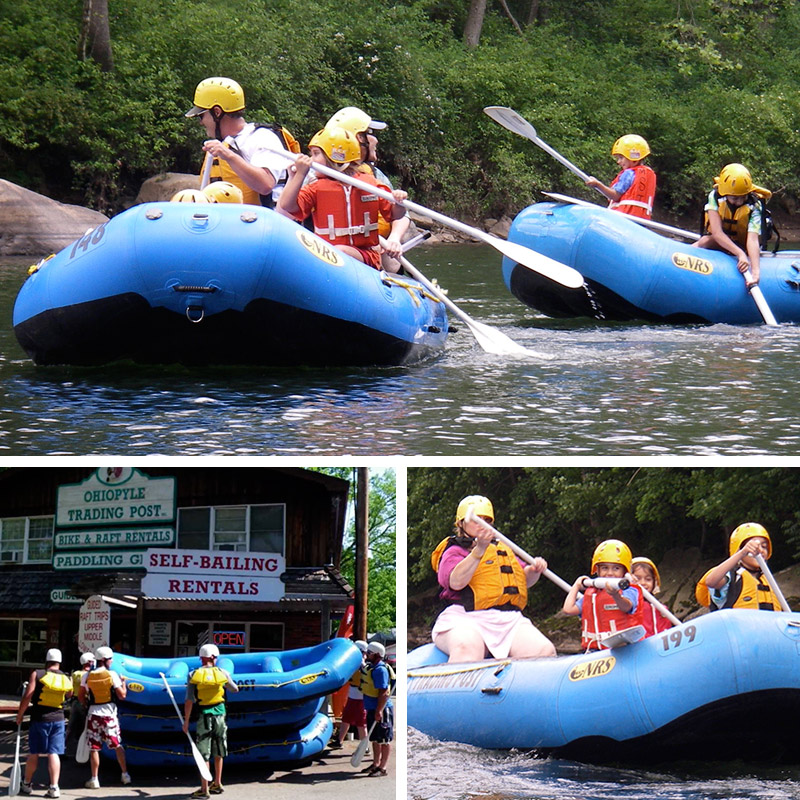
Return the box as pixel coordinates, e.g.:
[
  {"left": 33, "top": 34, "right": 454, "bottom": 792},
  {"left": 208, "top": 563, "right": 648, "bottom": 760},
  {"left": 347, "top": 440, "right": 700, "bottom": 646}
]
[
  {"left": 80, "top": 652, "right": 96, "bottom": 666},
  {"left": 354, "top": 640, "right": 368, "bottom": 653},
  {"left": 45, "top": 648, "right": 63, "bottom": 663},
  {"left": 95, "top": 646, "right": 113, "bottom": 661},
  {"left": 199, "top": 644, "right": 220, "bottom": 658},
  {"left": 367, "top": 641, "right": 385, "bottom": 657}
]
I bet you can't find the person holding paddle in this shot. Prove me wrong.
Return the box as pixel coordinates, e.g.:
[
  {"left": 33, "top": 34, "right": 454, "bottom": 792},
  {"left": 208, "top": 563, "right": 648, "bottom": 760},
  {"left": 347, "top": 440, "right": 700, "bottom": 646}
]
[
  {"left": 183, "top": 643, "right": 239, "bottom": 798},
  {"left": 277, "top": 126, "right": 408, "bottom": 269},
  {"left": 359, "top": 642, "right": 394, "bottom": 777},
  {"left": 16, "top": 649, "right": 72, "bottom": 798},
  {"left": 584, "top": 135, "right": 656, "bottom": 220},
  {"left": 430, "top": 496, "right": 556, "bottom": 663},
  {"left": 696, "top": 523, "right": 783, "bottom": 611},
  {"left": 563, "top": 539, "right": 645, "bottom": 651},
  {"left": 692, "top": 164, "right": 771, "bottom": 288}
]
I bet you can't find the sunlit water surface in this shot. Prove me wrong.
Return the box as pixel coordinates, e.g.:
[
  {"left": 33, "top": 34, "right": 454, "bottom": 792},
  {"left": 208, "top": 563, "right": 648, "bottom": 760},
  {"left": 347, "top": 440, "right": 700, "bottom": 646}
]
[
  {"left": 407, "top": 727, "right": 800, "bottom": 800},
  {"left": 2, "top": 245, "right": 800, "bottom": 455}
]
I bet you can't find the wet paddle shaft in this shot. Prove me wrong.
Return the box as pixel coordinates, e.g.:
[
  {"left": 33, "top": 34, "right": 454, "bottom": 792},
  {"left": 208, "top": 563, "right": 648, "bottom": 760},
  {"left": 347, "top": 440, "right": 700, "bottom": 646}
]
[{"left": 160, "top": 672, "right": 213, "bottom": 782}]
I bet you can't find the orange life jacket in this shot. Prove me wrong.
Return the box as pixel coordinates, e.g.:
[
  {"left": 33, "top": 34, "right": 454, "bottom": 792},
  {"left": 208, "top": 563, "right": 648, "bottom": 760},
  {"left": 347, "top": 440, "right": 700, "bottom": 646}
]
[
  {"left": 311, "top": 175, "right": 384, "bottom": 249},
  {"left": 609, "top": 164, "right": 656, "bottom": 219},
  {"left": 431, "top": 537, "right": 528, "bottom": 612},
  {"left": 581, "top": 585, "right": 645, "bottom": 651},
  {"left": 703, "top": 194, "right": 757, "bottom": 249}
]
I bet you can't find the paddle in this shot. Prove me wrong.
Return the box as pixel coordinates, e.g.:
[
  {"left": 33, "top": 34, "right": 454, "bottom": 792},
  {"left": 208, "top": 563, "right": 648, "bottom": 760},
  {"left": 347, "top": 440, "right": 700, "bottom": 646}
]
[
  {"left": 159, "top": 672, "right": 213, "bottom": 782},
  {"left": 200, "top": 150, "right": 212, "bottom": 190},
  {"left": 541, "top": 191, "right": 779, "bottom": 327},
  {"left": 265, "top": 145, "right": 584, "bottom": 289},
  {"left": 465, "top": 508, "right": 682, "bottom": 626},
  {"left": 755, "top": 553, "right": 791, "bottom": 612},
  {"left": 75, "top": 724, "right": 90, "bottom": 764},
  {"left": 380, "top": 240, "right": 552, "bottom": 359},
  {"left": 350, "top": 721, "right": 377, "bottom": 767},
  {"left": 8, "top": 723, "right": 21, "bottom": 796}
]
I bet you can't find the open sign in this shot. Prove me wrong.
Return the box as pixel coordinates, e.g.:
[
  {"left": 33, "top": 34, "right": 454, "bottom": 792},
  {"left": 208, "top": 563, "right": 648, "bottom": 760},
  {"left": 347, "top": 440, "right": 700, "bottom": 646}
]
[{"left": 214, "top": 631, "right": 245, "bottom": 648}]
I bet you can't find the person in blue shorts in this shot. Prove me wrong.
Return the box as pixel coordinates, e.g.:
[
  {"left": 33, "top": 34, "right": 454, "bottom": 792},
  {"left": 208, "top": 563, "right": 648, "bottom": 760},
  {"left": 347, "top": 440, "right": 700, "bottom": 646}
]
[
  {"left": 360, "top": 642, "right": 394, "bottom": 777},
  {"left": 16, "top": 648, "right": 73, "bottom": 798}
]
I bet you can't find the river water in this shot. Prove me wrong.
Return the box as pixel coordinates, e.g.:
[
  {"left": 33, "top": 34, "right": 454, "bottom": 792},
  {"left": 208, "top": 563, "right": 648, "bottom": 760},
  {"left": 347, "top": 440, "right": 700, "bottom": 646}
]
[
  {"left": 407, "top": 727, "right": 800, "bottom": 800},
  {"left": 2, "top": 245, "right": 800, "bottom": 456}
]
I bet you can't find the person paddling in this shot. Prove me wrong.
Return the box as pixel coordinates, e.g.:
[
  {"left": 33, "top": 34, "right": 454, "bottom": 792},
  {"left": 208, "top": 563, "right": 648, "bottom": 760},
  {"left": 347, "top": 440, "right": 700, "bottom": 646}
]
[
  {"left": 584, "top": 135, "right": 656, "bottom": 220},
  {"left": 430, "top": 495, "right": 556, "bottom": 663},
  {"left": 696, "top": 523, "right": 783, "bottom": 611}
]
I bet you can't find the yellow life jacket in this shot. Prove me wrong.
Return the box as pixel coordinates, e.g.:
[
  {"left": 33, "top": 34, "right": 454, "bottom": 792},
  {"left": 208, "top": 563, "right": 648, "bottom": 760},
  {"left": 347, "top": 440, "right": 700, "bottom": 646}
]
[
  {"left": 71, "top": 669, "right": 84, "bottom": 696},
  {"left": 86, "top": 669, "right": 115, "bottom": 705},
  {"left": 695, "top": 566, "right": 780, "bottom": 610},
  {"left": 431, "top": 537, "right": 528, "bottom": 611},
  {"left": 202, "top": 149, "right": 260, "bottom": 206},
  {"left": 360, "top": 661, "right": 396, "bottom": 698},
  {"left": 348, "top": 666, "right": 363, "bottom": 689},
  {"left": 189, "top": 665, "right": 229, "bottom": 707},
  {"left": 35, "top": 670, "right": 72, "bottom": 708}
]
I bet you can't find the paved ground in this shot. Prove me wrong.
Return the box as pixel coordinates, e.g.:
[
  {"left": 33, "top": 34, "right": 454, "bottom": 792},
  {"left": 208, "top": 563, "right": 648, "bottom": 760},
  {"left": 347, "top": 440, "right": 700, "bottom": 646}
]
[{"left": 0, "top": 701, "right": 395, "bottom": 800}]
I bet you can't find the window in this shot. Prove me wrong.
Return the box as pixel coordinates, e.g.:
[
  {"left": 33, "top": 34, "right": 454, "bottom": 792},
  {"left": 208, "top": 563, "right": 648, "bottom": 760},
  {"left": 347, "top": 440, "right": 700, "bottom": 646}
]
[
  {"left": 175, "top": 620, "right": 283, "bottom": 657},
  {"left": 177, "top": 505, "right": 285, "bottom": 554},
  {"left": 0, "top": 619, "right": 47, "bottom": 665},
  {"left": 0, "top": 517, "right": 53, "bottom": 564}
]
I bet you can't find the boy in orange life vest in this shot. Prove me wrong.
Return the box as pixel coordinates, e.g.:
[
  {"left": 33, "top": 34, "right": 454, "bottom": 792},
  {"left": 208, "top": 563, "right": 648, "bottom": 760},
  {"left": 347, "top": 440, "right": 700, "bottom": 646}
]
[
  {"left": 695, "top": 523, "right": 783, "bottom": 611},
  {"left": 692, "top": 164, "right": 769, "bottom": 288},
  {"left": 277, "top": 126, "right": 408, "bottom": 270},
  {"left": 562, "top": 539, "right": 644, "bottom": 651},
  {"left": 585, "top": 135, "right": 656, "bottom": 220},
  {"left": 631, "top": 556, "right": 672, "bottom": 637}
]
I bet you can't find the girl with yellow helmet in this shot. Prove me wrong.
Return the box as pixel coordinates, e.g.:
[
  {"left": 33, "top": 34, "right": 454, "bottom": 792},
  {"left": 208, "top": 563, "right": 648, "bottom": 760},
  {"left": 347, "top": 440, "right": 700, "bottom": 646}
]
[
  {"left": 428, "top": 496, "right": 556, "bottom": 663},
  {"left": 584, "top": 134, "right": 657, "bottom": 220},
  {"left": 277, "top": 126, "right": 410, "bottom": 271},
  {"left": 631, "top": 556, "right": 673, "bottom": 637},
  {"left": 695, "top": 522, "right": 782, "bottom": 611},
  {"left": 692, "top": 164, "right": 772, "bottom": 289},
  {"left": 563, "top": 539, "right": 646, "bottom": 651}
]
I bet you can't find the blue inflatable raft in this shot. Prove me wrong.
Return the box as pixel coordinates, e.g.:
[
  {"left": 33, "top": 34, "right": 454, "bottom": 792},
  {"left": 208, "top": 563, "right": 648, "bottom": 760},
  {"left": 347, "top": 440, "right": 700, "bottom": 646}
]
[
  {"left": 109, "top": 638, "right": 360, "bottom": 766},
  {"left": 503, "top": 200, "right": 800, "bottom": 324},
  {"left": 407, "top": 610, "right": 800, "bottom": 763},
  {"left": 13, "top": 202, "right": 448, "bottom": 366}
]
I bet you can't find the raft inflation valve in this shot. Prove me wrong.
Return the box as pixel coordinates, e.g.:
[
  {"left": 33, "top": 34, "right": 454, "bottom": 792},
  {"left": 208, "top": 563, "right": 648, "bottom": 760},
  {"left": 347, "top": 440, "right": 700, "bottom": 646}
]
[
  {"left": 145, "top": 209, "right": 163, "bottom": 220},
  {"left": 240, "top": 212, "right": 258, "bottom": 223}
]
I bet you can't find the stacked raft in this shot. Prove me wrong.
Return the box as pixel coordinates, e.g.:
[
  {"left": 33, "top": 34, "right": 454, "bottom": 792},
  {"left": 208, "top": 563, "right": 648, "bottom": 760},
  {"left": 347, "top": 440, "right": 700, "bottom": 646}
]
[{"left": 111, "top": 638, "right": 361, "bottom": 766}]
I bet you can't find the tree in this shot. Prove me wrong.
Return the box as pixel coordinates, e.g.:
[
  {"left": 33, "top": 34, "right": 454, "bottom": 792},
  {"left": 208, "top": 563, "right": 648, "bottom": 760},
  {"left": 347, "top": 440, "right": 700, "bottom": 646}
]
[
  {"left": 79, "top": 0, "right": 113, "bottom": 71},
  {"left": 464, "top": 0, "right": 488, "bottom": 47}
]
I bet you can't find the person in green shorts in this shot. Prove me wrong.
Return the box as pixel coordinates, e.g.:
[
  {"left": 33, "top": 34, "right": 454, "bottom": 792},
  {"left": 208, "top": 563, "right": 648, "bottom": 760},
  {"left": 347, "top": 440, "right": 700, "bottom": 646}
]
[{"left": 183, "top": 644, "right": 239, "bottom": 798}]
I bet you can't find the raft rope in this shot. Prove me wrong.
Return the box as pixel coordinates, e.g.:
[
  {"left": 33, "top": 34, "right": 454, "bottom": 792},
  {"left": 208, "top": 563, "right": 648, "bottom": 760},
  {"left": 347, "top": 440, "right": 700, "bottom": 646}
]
[
  {"left": 407, "top": 659, "right": 511, "bottom": 679},
  {"left": 121, "top": 670, "right": 329, "bottom": 690},
  {"left": 380, "top": 272, "right": 443, "bottom": 307}
]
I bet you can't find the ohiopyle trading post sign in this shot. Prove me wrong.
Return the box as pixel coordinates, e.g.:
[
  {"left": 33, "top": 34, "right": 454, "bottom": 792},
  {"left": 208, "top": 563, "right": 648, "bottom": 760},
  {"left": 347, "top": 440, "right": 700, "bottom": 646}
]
[{"left": 54, "top": 468, "right": 176, "bottom": 570}]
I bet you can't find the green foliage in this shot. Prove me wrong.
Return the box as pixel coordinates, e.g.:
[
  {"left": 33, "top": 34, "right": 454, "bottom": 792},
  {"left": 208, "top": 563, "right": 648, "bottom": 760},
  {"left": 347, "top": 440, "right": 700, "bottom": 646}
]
[
  {"left": 409, "top": 467, "right": 800, "bottom": 619},
  {"left": 3, "top": 0, "right": 800, "bottom": 218}
]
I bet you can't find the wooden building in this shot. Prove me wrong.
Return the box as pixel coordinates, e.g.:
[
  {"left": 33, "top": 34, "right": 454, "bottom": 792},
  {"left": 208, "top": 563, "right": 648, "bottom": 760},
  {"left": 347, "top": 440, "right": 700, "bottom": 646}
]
[{"left": 0, "top": 466, "right": 354, "bottom": 687}]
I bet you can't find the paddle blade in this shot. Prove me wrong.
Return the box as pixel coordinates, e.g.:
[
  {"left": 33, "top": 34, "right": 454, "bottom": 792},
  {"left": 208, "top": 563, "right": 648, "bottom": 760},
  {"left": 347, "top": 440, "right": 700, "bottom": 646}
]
[
  {"left": 466, "top": 318, "right": 553, "bottom": 360},
  {"left": 499, "top": 237, "right": 584, "bottom": 289},
  {"left": 189, "top": 736, "right": 213, "bottom": 782},
  {"left": 483, "top": 106, "right": 538, "bottom": 140},
  {"left": 350, "top": 736, "right": 371, "bottom": 767},
  {"left": 75, "top": 728, "right": 90, "bottom": 764},
  {"left": 8, "top": 730, "right": 21, "bottom": 796}
]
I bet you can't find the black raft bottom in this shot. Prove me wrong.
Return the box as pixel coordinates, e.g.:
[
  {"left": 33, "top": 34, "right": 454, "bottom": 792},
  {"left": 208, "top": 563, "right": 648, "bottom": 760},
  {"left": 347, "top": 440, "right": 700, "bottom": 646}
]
[
  {"left": 509, "top": 264, "right": 708, "bottom": 324},
  {"left": 543, "top": 688, "right": 800, "bottom": 765},
  {"left": 14, "top": 293, "right": 441, "bottom": 367}
]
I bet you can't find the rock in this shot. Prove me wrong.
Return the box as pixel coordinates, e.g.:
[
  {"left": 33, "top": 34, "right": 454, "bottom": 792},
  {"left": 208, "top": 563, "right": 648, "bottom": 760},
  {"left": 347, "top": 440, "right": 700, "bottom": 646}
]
[
  {"left": 0, "top": 179, "right": 109, "bottom": 257},
  {"left": 134, "top": 172, "right": 201, "bottom": 204},
  {"left": 488, "top": 215, "right": 512, "bottom": 238}
]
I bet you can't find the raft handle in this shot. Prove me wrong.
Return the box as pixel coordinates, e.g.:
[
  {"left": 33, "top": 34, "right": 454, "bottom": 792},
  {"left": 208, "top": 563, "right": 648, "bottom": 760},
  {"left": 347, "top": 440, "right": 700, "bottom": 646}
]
[
  {"left": 186, "top": 306, "right": 205, "bottom": 323},
  {"left": 480, "top": 687, "right": 503, "bottom": 695},
  {"left": 172, "top": 285, "right": 218, "bottom": 293}
]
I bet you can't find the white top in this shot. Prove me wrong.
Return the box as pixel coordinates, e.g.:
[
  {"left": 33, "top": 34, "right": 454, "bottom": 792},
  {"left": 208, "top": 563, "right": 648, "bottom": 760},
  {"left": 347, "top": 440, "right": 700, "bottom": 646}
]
[{"left": 225, "top": 122, "right": 288, "bottom": 203}]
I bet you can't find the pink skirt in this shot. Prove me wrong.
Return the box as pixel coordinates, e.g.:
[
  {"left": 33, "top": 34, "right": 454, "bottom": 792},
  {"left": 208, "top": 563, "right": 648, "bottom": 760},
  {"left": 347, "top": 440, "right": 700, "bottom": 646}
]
[{"left": 431, "top": 604, "right": 533, "bottom": 659}]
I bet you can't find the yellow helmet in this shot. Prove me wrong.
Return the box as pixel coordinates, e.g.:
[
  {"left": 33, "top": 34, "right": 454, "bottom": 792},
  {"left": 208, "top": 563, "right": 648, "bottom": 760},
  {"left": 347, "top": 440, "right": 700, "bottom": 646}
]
[
  {"left": 309, "top": 127, "right": 361, "bottom": 166},
  {"left": 325, "top": 106, "right": 387, "bottom": 135},
  {"left": 204, "top": 181, "right": 244, "bottom": 204},
  {"left": 631, "top": 556, "right": 661, "bottom": 593},
  {"left": 729, "top": 522, "right": 771, "bottom": 558},
  {"left": 591, "top": 539, "right": 632, "bottom": 574},
  {"left": 170, "top": 188, "right": 210, "bottom": 203},
  {"left": 185, "top": 77, "right": 245, "bottom": 117},
  {"left": 715, "top": 163, "right": 753, "bottom": 197},
  {"left": 611, "top": 134, "right": 650, "bottom": 161},
  {"left": 455, "top": 495, "right": 494, "bottom": 524}
]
